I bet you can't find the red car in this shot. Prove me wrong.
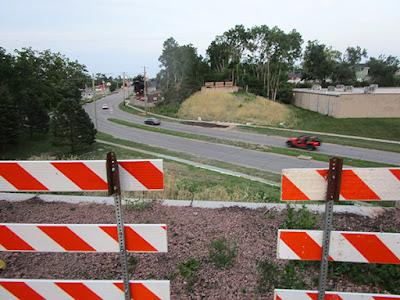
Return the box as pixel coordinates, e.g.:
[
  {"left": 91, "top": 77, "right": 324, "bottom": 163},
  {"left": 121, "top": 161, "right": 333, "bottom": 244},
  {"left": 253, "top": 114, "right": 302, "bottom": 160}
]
[{"left": 286, "top": 135, "right": 321, "bottom": 151}]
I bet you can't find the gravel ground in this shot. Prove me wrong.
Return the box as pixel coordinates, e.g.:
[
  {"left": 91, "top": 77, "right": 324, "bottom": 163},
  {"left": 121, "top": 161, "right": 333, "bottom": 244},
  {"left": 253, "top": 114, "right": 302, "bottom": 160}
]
[{"left": 0, "top": 197, "right": 399, "bottom": 299}]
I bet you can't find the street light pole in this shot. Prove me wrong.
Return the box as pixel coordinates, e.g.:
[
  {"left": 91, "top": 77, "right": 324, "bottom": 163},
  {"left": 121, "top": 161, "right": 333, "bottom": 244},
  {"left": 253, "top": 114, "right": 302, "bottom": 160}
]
[
  {"left": 92, "top": 74, "right": 98, "bottom": 129},
  {"left": 144, "top": 66, "right": 147, "bottom": 115},
  {"left": 123, "top": 72, "right": 126, "bottom": 105}
]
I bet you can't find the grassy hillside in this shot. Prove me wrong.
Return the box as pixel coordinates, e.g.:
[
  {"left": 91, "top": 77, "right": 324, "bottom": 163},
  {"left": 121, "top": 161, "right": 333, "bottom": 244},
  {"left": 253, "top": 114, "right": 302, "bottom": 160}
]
[
  {"left": 176, "top": 91, "right": 400, "bottom": 142},
  {"left": 178, "top": 91, "right": 293, "bottom": 126}
]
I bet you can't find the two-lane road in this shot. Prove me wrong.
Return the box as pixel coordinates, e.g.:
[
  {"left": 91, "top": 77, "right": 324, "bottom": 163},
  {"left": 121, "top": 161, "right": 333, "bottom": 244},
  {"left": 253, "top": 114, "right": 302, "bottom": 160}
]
[{"left": 85, "top": 93, "right": 399, "bottom": 174}]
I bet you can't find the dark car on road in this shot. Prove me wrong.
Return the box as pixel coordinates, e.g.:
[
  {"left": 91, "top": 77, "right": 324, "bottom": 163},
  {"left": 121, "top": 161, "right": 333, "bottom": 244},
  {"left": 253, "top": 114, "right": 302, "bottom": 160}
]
[
  {"left": 286, "top": 135, "right": 321, "bottom": 151},
  {"left": 144, "top": 118, "right": 161, "bottom": 125}
]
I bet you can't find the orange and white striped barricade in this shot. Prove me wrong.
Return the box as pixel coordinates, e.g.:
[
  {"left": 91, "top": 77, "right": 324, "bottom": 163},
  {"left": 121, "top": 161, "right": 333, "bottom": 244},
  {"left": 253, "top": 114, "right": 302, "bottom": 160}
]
[
  {"left": 0, "top": 224, "right": 168, "bottom": 253},
  {"left": 277, "top": 230, "right": 400, "bottom": 264},
  {"left": 281, "top": 167, "right": 400, "bottom": 201},
  {"left": 275, "top": 289, "right": 400, "bottom": 300},
  {"left": 276, "top": 158, "right": 400, "bottom": 300},
  {"left": 0, "top": 279, "right": 170, "bottom": 300},
  {"left": 0, "top": 152, "right": 169, "bottom": 300},
  {"left": 0, "top": 159, "right": 164, "bottom": 192}
]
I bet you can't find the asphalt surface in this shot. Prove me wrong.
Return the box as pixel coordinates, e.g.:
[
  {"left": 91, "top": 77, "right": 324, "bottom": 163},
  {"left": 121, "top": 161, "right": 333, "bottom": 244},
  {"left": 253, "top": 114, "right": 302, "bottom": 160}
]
[{"left": 84, "top": 92, "right": 399, "bottom": 174}]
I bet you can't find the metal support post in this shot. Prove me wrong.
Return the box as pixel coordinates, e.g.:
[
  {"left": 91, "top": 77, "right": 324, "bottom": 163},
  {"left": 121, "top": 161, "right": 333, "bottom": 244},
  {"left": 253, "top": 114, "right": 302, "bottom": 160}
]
[
  {"left": 107, "top": 152, "right": 131, "bottom": 300},
  {"left": 318, "top": 157, "right": 343, "bottom": 300}
]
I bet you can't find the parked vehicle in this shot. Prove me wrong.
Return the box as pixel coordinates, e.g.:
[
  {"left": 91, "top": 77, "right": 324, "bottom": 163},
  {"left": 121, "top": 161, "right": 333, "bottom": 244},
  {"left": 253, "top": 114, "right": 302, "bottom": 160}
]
[
  {"left": 144, "top": 118, "right": 161, "bottom": 125},
  {"left": 286, "top": 135, "right": 321, "bottom": 151}
]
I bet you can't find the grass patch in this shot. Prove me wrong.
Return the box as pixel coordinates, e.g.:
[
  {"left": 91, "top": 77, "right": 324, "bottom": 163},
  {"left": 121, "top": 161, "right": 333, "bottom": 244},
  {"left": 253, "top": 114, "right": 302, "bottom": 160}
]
[{"left": 287, "top": 105, "right": 400, "bottom": 142}]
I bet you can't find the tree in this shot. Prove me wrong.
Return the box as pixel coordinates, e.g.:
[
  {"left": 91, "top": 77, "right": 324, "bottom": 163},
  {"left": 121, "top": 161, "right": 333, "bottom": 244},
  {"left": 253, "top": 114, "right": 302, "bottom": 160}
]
[
  {"left": 133, "top": 75, "right": 144, "bottom": 94},
  {"left": 50, "top": 99, "right": 96, "bottom": 152},
  {"left": 0, "top": 85, "right": 20, "bottom": 149},
  {"left": 331, "top": 46, "right": 368, "bottom": 84},
  {"left": 20, "top": 89, "right": 50, "bottom": 138},
  {"left": 158, "top": 37, "right": 208, "bottom": 103},
  {"left": 302, "top": 40, "right": 335, "bottom": 82},
  {"left": 367, "top": 55, "right": 399, "bottom": 87}
]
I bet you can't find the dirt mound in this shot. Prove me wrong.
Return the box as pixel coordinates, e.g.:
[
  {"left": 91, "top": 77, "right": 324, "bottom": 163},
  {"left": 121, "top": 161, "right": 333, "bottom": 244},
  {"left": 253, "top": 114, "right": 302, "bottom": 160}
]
[{"left": 180, "top": 121, "right": 228, "bottom": 128}]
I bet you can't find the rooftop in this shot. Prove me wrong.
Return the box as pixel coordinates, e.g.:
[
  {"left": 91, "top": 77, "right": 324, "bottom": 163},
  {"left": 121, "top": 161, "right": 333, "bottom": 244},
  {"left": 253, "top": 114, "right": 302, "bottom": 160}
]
[{"left": 293, "top": 86, "right": 400, "bottom": 96}]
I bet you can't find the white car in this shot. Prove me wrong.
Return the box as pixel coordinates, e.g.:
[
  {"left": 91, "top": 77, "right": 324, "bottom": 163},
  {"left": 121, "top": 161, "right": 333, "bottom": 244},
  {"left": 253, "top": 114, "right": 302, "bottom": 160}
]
[{"left": 102, "top": 104, "right": 108, "bottom": 109}]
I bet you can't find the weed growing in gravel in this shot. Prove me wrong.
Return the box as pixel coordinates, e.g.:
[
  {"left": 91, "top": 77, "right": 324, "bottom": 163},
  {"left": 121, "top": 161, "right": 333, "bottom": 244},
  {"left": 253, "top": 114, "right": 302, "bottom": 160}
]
[
  {"left": 178, "top": 258, "right": 201, "bottom": 291},
  {"left": 124, "top": 198, "right": 153, "bottom": 211},
  {"left": 328, "top": 262, "right": 400, "bottom": 294},
  {"left": 280, "top": 205, "right": 319, "bottom": 230},
  {"left": 256, "top": 259, "right": 308, "bottom": 294},
  {"left": 207, "top": 236, "right": 237, "bottom": 269},
  {"left": 128, "top": 256, "right": 138, "bottom": 272}
]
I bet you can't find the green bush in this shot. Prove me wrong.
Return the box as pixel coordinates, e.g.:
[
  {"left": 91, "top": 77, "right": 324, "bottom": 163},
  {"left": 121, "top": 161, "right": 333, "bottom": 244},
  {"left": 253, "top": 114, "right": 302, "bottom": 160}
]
[
  {"left": 208, "top": 237, "right": 237, "bottom": 269},
  {"left": 328, "top": 262, "right": 400, "bottom": 294},
  {"left": 280, "top": 205, "right": 319, "bottom": 230},
  {"left": 178, "top": 258, "right": 201, "bottom": 291}
]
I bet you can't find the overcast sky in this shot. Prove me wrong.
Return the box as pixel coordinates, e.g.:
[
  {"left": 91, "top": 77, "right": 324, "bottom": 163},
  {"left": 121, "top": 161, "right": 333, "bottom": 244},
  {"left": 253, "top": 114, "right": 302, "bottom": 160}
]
[{"left": 1, "top": 0, "right": 399, "bottom": 79}]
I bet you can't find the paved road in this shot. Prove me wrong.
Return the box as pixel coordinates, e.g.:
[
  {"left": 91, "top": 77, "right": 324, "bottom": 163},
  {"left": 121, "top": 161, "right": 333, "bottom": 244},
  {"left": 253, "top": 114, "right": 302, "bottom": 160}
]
[{"left": 84, "top": 93, "right": 399, "bottom": 174}]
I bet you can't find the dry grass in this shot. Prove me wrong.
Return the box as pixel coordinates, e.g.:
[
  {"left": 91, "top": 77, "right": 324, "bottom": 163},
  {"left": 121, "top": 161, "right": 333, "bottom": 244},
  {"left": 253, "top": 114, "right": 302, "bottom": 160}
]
[{"left": 178, "top": 91, "right": 294, "bottom": 126}]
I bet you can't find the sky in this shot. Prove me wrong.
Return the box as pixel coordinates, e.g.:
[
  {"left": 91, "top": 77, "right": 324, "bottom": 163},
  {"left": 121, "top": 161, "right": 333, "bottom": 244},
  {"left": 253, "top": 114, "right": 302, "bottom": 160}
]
[{"left": 1, "top": 0, "right": 399, "bottom": 79}]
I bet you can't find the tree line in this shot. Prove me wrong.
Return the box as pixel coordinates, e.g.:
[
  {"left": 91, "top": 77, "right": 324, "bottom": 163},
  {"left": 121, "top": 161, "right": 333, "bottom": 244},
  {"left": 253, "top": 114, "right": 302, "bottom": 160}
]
[
  {"left": 0, "top": 47, "right": 96, "bottom": 152},
  {"left": 157, "top": 24, "right": 400, "bottom": 105}
]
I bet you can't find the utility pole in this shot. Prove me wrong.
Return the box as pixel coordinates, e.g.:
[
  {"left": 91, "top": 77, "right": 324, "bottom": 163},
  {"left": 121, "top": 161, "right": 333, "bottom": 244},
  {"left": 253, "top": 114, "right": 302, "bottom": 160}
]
[
  {"left": 123, "top": 72, "right": 126, "bottom": 105},
  {"left": 144, "top": 66, "right": 147, "bottom": 115},
  {"left": 92, "top": 74, "right": 98, "bottom": 129}
]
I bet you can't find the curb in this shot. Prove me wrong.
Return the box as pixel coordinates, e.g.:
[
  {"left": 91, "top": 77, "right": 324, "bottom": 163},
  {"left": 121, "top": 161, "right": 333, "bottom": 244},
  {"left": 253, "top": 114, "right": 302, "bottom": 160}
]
[{"left": 0, "top": 193, "right": 391, "bottom": 218}]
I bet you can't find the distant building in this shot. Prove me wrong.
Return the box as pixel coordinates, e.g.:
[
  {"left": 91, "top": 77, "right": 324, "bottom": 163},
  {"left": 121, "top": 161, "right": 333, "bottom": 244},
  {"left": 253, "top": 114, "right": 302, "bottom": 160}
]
[
  {"left": 288, "top": 73, "right": 304, "bottom": 84},
  {"left": 292, "top": 86, "right": 400, "bottom": 118},
  {"left": 355, "top": 64, "right": 370, "bottom": 82},
  {"left": 201, "top": 81, "right": 239, "bottom": 92}
]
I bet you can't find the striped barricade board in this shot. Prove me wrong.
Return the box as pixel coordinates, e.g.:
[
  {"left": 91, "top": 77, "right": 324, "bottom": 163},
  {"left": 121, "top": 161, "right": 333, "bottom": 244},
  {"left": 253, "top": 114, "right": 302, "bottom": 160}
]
[
  {"left": 281, "top": 168, "right": 400, "bottom": 201},
  {"left": 0, "top": 279, "right": 170, "bottom": 300},
  {"left": 0, "top": 159, "right": 164, "bottom": 192},
  {"left": 277, "top": 230, "right": 400, "bottom": 264},
  {"left": 0, "top": 224, "right": 167, "bottom": 252},
  {"left": 275, "top": 289, "right": 400, "bottom": 300}
]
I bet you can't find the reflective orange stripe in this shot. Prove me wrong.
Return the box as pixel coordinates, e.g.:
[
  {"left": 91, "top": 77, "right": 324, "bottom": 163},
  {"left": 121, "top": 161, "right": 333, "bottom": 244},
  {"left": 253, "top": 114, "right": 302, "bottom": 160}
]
[
  {"left": 100, "top": 226, "right": 157, "bottom": 252},
  {"left": 56, "top": 282, "right": 102, "bottom": 300},
  {"left": 114, "top": 282, "right": 161, "bottom": 300},
  {"left": 0, "top": 225, "right": 35, "bottom": 251},
  {"left": 0, "top": 281, "right": 45, "bottom": 300},
  {"left": 0, "top": 163, "right": 48, "bottom": 191},
  {"left": 281, "top": 175, "right": 310, "bottom": 201},
  {"left": 119, "top": 161, "right": 163, "bottom": 190},
  {"left": 51, "top": 162, "right": 107, "bottom": 190},
  {"left": 280, "top": 231, "right": 332, "bottom": 261},
  {"left": 342, "top": 233, "right": 400, "bottom": 264},
  {"left": 38, "top": 226, "right": 96, "bottom": 252}
]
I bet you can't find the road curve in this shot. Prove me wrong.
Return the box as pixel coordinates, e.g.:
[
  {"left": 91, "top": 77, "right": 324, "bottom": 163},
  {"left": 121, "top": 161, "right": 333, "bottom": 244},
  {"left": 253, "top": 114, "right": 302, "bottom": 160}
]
[{"left": 84, "top": 93, "right": 399, "bottom": 173}]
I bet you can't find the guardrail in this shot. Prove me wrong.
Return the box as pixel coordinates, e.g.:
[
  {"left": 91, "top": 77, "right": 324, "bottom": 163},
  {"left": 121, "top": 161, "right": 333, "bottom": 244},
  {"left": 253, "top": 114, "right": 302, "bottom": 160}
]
[{"left": 0, "top": 152, "right": 169, "bottom": 300}]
